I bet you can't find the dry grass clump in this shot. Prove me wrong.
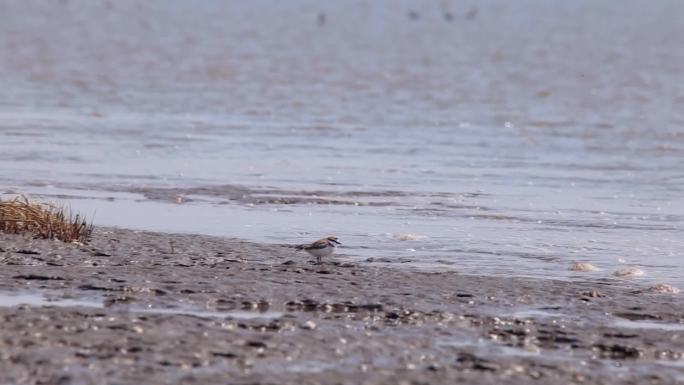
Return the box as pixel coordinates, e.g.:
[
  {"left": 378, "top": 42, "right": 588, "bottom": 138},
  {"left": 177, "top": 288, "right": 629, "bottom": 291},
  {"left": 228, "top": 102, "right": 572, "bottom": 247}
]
[{"left": 0, "top": 196, "right": 93, "bottom": 243}]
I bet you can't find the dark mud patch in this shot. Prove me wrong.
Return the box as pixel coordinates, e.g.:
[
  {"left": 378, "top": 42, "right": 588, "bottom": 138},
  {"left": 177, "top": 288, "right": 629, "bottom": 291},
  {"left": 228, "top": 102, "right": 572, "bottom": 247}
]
[
  {"left": 13, "top": 274, "right": 65, "bottom": 281},
  {"left": 90, "top": 183, "right": 484, "bottom": 208}
]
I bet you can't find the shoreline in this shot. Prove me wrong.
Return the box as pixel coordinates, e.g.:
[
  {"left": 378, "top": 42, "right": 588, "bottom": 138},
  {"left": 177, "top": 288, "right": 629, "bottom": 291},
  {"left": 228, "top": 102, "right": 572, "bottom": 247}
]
[{"left": 1, "top": 227, "right": 683, "bottom": 384}]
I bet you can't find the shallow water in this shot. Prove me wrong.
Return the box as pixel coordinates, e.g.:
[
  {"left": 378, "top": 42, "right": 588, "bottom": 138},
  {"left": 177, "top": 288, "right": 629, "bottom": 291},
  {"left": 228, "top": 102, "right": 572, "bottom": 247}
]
[
  {"left": 0, "top": 292, "right": 104, "bottom": 309},
  {"left": 1, "top": 0, "right": 683, "bottom": 285},
  {"left": 613, "top": 319, "right": 684, "bottom": 332},
  {"left": 0, "top": 292, "right": 282, "bottom": 320}
]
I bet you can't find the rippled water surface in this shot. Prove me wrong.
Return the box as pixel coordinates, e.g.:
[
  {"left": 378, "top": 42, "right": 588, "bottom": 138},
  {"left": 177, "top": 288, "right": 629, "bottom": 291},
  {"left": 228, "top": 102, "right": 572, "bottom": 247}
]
[{"left": 1, "top": 0, "right": 683, "bottom": 284}]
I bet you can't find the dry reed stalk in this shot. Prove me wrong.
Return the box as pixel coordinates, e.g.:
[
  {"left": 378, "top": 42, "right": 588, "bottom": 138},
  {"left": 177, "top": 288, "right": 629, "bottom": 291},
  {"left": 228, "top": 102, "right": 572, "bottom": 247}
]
[{"left": 0, "top": 195, "right": 93, "bottom": 243}]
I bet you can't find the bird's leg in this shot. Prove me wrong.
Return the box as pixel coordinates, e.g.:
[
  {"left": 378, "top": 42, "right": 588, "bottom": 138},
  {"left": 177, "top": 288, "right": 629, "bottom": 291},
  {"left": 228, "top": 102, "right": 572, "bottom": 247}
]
[{"left": 317, "top": 255, "right": 322, "bottom": 265}]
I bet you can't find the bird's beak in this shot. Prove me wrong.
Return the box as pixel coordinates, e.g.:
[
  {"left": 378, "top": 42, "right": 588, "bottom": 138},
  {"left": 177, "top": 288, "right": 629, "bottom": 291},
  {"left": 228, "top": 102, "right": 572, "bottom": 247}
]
[{"left": 332, "top": 239, "right": 341, "bottom": 245}]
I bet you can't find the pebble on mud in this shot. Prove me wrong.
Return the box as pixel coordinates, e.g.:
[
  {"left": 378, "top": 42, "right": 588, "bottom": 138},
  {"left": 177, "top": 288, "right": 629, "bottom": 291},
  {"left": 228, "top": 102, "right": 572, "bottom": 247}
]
[
  {"left": 582, "top": 290, "right": 604, "bottom": 298},
  {"left": 569, "top": 262, "right": 598, "bottom": 272},
  {"left": 613, "top": 267, "right": 645, "bottom": 277},
  {"left": 648, "top": 284, "right": 680, "bottom": 294}
]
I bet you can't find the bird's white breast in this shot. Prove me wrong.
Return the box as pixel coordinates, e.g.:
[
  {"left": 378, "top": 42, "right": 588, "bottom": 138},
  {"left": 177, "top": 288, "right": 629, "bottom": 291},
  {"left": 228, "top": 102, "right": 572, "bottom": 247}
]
[{"left": 306, "top": 244, "right": 334, "bottom": 258}]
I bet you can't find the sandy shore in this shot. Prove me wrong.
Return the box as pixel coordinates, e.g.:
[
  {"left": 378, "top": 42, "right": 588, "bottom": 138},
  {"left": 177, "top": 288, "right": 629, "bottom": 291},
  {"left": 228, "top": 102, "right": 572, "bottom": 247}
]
[{"left": 0, "top": 228, "right": 682, "bottom": 384}]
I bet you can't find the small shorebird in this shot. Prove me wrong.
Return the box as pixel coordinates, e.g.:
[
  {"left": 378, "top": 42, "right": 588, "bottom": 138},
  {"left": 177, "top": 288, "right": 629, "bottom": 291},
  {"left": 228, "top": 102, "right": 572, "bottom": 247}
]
[{"left": 295, "top": 236, "right": 341, "bottom": 264}]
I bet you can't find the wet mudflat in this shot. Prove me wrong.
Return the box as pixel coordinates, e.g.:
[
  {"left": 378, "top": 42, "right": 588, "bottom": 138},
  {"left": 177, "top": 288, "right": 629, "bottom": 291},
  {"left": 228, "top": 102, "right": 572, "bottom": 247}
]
[{"left": 1, "top": 228, "right": 682, "bottom": 384}]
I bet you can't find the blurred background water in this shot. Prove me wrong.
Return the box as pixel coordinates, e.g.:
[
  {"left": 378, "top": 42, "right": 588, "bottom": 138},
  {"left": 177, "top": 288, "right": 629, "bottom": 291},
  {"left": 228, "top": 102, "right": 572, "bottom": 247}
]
[{"left": 1, "top": 0, "right": 682, "bottom": 284}]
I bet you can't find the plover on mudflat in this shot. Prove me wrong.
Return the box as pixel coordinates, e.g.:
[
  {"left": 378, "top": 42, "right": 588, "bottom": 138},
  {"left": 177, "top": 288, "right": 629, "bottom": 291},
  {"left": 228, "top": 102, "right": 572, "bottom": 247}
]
[{"left": 295, "top": 236, "right": 341, "bottom": 264}]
